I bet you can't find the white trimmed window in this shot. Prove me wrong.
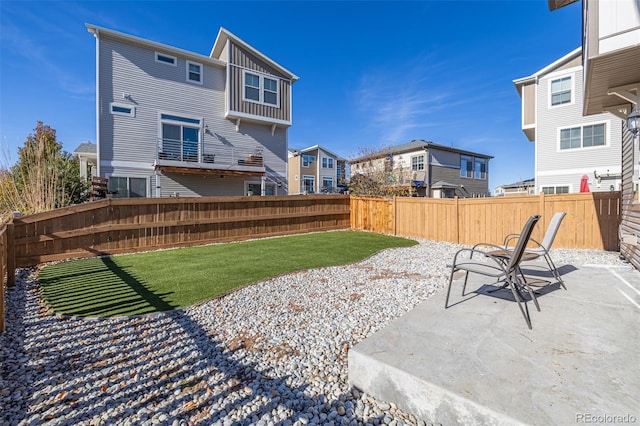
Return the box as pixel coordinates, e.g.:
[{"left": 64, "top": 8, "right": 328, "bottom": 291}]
[
  {"left": 559, "top": 123, "right": 606, "bottom": 150},
  {"left": 303, "top": 175, "right": 315, "bottom": 193},
  {"left": 110, "top": 102, "right": 135, "bottom": 117},
  {"left": 155, "top": 52, "right": 177, "bottom": 66},
  {"left": 322, "top": 157, "right": 334, "bottom": 169},
  {"left": 542, "top": 185, "right": 569, "bottom": 195},
  {"left": 322, "top": 177, "right": 333, "bottom": 190},
  {"left": 243, "top": 70, "right": 280, "bottom": 108},
  {"left": 302, "top": 155, "right": 315, "bottom": 167},
  {"left": 186, "top": 61, "right": 202, "bottom": 84},
  {"left": 550, "top": 75, "right": 572, "bottom": 107},
  {"left": 411, "top": 155, "right": 424, "bottom": 171}
]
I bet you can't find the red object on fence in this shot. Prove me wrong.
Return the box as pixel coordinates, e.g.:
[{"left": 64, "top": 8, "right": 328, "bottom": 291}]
[{"left": 580, "top": 175, "right": 590, "bottom": 193}]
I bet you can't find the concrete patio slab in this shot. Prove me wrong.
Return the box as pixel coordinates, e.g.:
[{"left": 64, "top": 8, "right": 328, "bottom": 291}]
[{"left": 349, "top": 261, "right": 640, "bottom": 425}]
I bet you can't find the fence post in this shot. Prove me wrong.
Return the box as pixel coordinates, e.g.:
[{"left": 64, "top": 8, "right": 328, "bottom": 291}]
[
  {"left": 6, "top": 221, "right": 15, "bottom": 288},
  {"left": 455, "top": 196, "right": 460, "bottom": 244}
]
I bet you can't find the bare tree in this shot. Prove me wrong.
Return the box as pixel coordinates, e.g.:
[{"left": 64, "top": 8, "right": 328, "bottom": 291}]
[{"left": 348, "top": 145, "right": 415, "bottom": 197}]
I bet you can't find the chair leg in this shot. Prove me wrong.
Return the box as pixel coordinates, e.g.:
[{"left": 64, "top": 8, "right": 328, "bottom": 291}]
[
  {"left": 544, "top": 253, "right": 566, "bottom": 290},
  {"left": 445, "top": 267, "right": 457, "bottom": 308},
  {"left": 461, "top": 271, "right": 470, "bottom": 296},
  {"left": 507, "top": 278, "right": 532, "bottom": 329}
]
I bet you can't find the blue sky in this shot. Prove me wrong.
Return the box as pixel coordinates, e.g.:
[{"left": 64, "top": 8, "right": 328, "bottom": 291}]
[{"left": 0, "top": 0, "right": 582, "bottom": 191}]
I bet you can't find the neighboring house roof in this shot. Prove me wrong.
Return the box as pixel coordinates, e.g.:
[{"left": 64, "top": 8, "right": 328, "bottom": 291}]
[
  {"left": 210, "top": 28, "right": 299, "bottom": 82},
  {"left": 547, "top": 0, "right": 579, "bottom": 11},
  {"left": 289, "top": 145, "right": 346, "bottom": 161},
  {"left": 349, "top": 139, "right": 493, "bottom": 164},
  {"left": 513, "top": 47, "right": 581, "bottom": 96},
  {"left": 500, "top": 178, "right": 535, "bottom": 189},
  {"left": 73, "top": 142, "right": 97, "bottom": 155}
]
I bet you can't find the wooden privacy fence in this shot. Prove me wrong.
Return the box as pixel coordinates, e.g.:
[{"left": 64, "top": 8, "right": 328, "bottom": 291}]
[
  {"left": 8, "top": 195, "right": 350, "bottom": 268},
  {"left": 351, "top": 192, "right": 621, "bottom": 251}
]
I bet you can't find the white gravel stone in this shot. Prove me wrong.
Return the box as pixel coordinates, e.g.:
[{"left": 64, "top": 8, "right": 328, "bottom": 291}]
[{"left": 0, "top": 240, "right": 626, "bottom": 425}]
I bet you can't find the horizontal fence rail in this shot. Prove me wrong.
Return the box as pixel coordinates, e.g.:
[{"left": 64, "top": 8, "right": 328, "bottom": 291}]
[
  {"left": 351, "top": 192, "right": 621, "bottom": 251},
  {"left": 11, "top": 195, "right": 351, "bottom": 267}
]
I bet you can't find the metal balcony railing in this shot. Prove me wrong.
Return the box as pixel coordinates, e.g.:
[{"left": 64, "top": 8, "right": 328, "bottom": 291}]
[{"left": 156, "top": 138, "right": 264, "bottom": 168}]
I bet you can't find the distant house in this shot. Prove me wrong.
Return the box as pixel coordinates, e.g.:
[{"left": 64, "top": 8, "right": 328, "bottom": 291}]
[
  {"left": 73, "top": 142, "right": 97, "bottom": 181},
  {"left": 287, "top": 145, "right": 347, "bottom": 194},
  {"left": 494, "top": 178, "right": 535, "bottom": 197},
  {"left": 349, "top": 140, "right": 493, "bottom": 198},
  {"left": 513, "top": 48, "right": 623, "bottom": 194},
  {"left": 86, "top": 24, "right": 298, "bottom": 198}
]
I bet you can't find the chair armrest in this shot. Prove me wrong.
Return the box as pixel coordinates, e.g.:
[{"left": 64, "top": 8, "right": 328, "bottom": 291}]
[{"left": 502, "top": 233, "right": 520, "bottom": 247}]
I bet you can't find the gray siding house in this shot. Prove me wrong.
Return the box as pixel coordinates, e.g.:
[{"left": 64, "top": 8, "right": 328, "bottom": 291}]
[
  {"left": 349, "top": 140, "right": 493, "bottom": 198},
  {"left": 86, "top": 24, "right": 298, "bottom": 198},
  {"left": 287, "top": 145, "right": 347, "bottom": 194},
  {"left": 514, "top": 48, "right": 623, "bottom": 194}
]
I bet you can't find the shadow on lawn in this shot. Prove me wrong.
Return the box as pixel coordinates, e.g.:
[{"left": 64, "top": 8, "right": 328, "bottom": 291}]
[
  {"left": 1, "top": 262, "right": 395, "bottom": 425},
  {"left": 39, "top": 256, "right": 177, "bottom": 317}
]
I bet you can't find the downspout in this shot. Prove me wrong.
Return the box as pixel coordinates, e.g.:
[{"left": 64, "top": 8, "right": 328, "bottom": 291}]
[
  {"left": 424, "top": 148, "right": 430, "bottom": 197},
  {"left": 261, "top": 175, "right": 266, "bottom": 196},
  {"left": 93, "top": 29, "right": 101, "bottom": 178},
  {"left": 155, "top": 169, "right": 162, "bottom": 198}
]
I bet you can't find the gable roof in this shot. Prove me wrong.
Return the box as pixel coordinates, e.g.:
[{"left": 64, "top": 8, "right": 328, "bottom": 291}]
[
  {"left": 349, "top": 139, "right": 493, "bottom": 164},
  {"left": 86, "top": 23, "right": 226, "bottom": 68},
  {"left": 210, "top": 27, "right": 299, "bottom": 82},
  {"left": 513, "top": 47, "right": 582, "bottom": 96},
  {"left": 547, "top": 0, "right": 580, "bottom": 11},
  {"left": 498, "top": 178, "right": 535, "bottom": 189},
  {"left": 73, "top": 142, "right": 97, "bottom": 155},
  {"left": 289, "top": 144, "right": 346, "bottom": 161}
]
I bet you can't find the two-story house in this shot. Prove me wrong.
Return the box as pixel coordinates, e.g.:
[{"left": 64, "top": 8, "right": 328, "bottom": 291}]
[
  {"left": 86, "top": 24, "right": 298, "bottom": 198},
  {"left": 349, "top": 140, "right": 493, "bottom": 198},
  {"left": 287, "top": 145, "right": 347, "bottom": 194},
  {"left": 547, "top": 0, "right": 640, "bottom": 267},
  {"left": 514, "top": 47, "right": 623, "bottom": 195}
]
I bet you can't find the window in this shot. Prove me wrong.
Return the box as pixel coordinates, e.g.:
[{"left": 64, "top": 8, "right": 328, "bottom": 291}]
[
  {"left": 155, "top": 52, "right": 177, "bottom": 66},
  {"left": 322, "top": 157, "right": 334, "bottom": 169},
  {"left": 245, "top": 73, "right": 260, "bottom": 101},
  {"left": 160, "top": 113, "right": 201, "bottom": 161},
  {"left": 186, "top": 61, "right": 202, "bottom": 84},
  {"left": 110, "top": 102, "right": 135, "bottom": 117},
  {"left": 460, "top": 155, "right": 473, "bottom": 178},
  {"left": 542, "top": 185, "right": 569, "bottom": 195},
  {"left": 302, "top": 175, "right": 315, "bottom": 193},
  {"left": 560, "top": 123, "right": 606, "bottom": 150},
  {"left": 109, "top": 176, "right": 147, "bottom": 198},
  {"left": 243, "top": 70, "right": 280, "bottom": 107},
  {"left": 322, "top": 177, "right": 333, "bottom": 191},
  {"left": 411, "top": 155, "right": 424, "bottom": 171},
  {"left": 302, "top": 155, "right": 315, "bottom": 168},
  {"left": 550, "top": 76, "right": 572, "bottom": 106},
  {"left": 474, "top": 158, "right": 487, "bottom": 180},
  {"left": 247, "top": 182, "right": 275, "bottom": 196},
  {"left": 264, "top": 77, "right": 278, "bottom": 105}
]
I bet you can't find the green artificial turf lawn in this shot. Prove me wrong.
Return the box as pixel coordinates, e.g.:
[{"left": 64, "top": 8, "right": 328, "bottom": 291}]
[{"left": 37, "top": 231, "right": 417, "bottom": 317}]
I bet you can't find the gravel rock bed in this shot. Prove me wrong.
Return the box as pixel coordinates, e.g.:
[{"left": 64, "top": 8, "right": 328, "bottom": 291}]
[{"left": 0, "top": 240, "right": 627, "bottom": 425}]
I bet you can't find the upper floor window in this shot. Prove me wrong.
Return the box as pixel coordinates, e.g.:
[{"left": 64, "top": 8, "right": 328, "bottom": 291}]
[
  {"left": 302, "top": 155, "right": 315, "bottom": 167},
  {"left": 474, "top": 158, "right": 487, "bottom": 180},
  {"left": 155, "top": 52, "right": 177, "bottom": 66},
  {"left": 460, "top": 155, "right": 473, "bottom": 178},
  {"left": 560, "top": 123, "right": 606, "bottom": 150},
  {"left": 186, "top": 61, "right": 202, "bottom": 84},
  {"left": 411, "top": 155, "right": 424, "bottom": 171},
  {"left": 322, "top": 157, "right": 334, "bottom": 169},
  {"left": 243, "top": 70, "right": 280, "bottom": 108},
  {"left": 550, "top": 76, "right": 572, "bottom": 106},
  {"left": 110, "top": 102, "right": 135, "bottom": 117}
]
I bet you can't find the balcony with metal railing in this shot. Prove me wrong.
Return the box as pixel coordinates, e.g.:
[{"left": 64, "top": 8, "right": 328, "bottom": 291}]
[{"left": 155, "top": 138, "right": 265, "bottom": 176}]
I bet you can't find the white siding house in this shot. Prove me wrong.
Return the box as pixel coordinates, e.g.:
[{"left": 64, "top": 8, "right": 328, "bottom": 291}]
[
  {"left": 514, "top": 48, "right": 623, "bottom": 194},
  {"left": 86, "top": 24, "right": 298, "bottom": 198}
]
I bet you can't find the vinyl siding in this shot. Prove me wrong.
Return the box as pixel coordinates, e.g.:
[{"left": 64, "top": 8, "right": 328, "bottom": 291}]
[
  {"left": 522, "top": 83, "right": 536, "bottom": 127},
  {"left": 620, "top": 125, "right": 639, "bottom": 266},
  {"left": 159, "top": 174, "right": 246, "bottom": 197},
  {"left": 288, "top": 155, "right": 301, "bottom": 194},
  {"left": 227, "top": 41, "right": 291, "bottom": 123},
  {"left": 535, "top": 67, "right": 623, "bottom": 193},
  {"left": 97, "top": 36, "right": 287, "bottom": 197}
]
